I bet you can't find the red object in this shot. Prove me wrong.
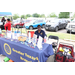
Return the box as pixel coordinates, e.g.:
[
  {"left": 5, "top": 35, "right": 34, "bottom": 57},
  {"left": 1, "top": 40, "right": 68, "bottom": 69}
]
[
  {"left": 28, "top": 31, "right": 35, "bottom": 38},
  {"left": 55, "top": 51, "right": 64, "bottom": 62},
  {"left": 4, "top": 22, "right": 11, "bottom": 31},
  {"left": 55, "top": 43, "right": 74, "bottom": 62},
  {"left": 13, "top": 20, "right": 31, "bottom": 27}
]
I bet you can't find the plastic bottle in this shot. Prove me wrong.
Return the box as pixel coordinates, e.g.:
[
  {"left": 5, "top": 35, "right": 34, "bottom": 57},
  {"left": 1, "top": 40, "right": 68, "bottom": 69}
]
[
  {"left": 44, "top": 36, "right": 46, "bottom": 43},
  {"left": 0, "top": 28, "right": 2, "bottom": 34},
  {"left": 28, "top": 31, "right": 31, "bottom": 43}
]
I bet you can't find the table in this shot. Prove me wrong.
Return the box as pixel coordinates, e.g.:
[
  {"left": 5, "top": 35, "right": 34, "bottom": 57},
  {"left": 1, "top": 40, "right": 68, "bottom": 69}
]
[{"left": 0, "top": 37, "right": 54, "bottom": 62}]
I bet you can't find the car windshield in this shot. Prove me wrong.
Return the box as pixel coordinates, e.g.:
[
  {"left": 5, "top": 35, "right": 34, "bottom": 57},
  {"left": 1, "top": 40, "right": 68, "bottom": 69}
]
[
  {"left": 50, "top": 19, "right": 58, "bottom": 23},
  {"left": 27, "top": 20, "right": 35, "bottom": 24},
  {"left": 71, "top": 20, "right": 75, "bottom": 23}
]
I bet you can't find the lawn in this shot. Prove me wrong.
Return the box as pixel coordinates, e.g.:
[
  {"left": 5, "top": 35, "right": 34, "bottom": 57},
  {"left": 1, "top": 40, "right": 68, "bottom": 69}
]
[{"left": 47, "top": 32, "right": 75, "bottom": 40}]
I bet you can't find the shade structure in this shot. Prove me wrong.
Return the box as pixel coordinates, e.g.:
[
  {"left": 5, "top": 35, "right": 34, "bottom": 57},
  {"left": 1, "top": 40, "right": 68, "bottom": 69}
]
[{"left": 0, "top": 12, "right": 12, "bottom": 16}]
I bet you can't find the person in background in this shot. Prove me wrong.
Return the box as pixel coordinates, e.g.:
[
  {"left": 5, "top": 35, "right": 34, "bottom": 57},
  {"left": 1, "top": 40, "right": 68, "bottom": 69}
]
[
  {"left": 4, "top": 18, "right": 11, "bottom": 31},
  {"left": 34, "top": 25, "right": 46, "bottom": 39},
  {"left": 1, "top": 17, "right": 6, "bottom": 30}
]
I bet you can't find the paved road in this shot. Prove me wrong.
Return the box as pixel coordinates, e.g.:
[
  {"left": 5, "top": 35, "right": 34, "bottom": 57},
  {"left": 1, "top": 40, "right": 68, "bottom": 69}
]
[{"left": 22, "top": 28, "right": 67, "bottom": 33}]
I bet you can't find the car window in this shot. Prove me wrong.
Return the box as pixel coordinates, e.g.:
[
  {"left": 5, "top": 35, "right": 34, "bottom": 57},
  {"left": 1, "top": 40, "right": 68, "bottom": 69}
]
[
  {"left": 35, "top": 20, "right": 44, "bottom": 23},
  {"left": 59, "top": 20, "right": 62, "bottom": 23},
  {"left": 71, "top": 20, "right": 75, "bottom": 23},
  {"left": 62, "top": 20, "right": 65, "bottom": 23},
  {"left": 50, "top": 19, "right": 59, "bottom": 23}
]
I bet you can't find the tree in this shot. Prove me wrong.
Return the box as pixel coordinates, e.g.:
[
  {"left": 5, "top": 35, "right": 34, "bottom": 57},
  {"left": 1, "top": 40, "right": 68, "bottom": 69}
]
[
  {"left": 13, "top": 14, "right": 20, "bottom": 20},
  {"left": 59, "top": 12, "right": 70, "bottom": 18},
  {"left": 47, "top": 13, "right": 57, "bottom": 18},
  {"left": 72, "top": 13, "right": 75, "bottom": 19},
  {"left": 26, "top": 14, "right": 31, "bottom": 17},
  {"left": 40, "top": 14, "right": 45, "bottom": 18},
  {"left": 21, "top": 15, "right": 26, "bottom": 19},
  {"left": 32, "top": 13, "right": 40, "bottom": 17},
  {"left": 50, "top": 12, "right": 57, "bottom": 17}
]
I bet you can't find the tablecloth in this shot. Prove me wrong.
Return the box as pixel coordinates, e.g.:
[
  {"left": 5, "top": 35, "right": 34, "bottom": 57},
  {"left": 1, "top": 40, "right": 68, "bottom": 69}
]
[{"left": 0, "top": 37, "right": 54, "bottom": 62}]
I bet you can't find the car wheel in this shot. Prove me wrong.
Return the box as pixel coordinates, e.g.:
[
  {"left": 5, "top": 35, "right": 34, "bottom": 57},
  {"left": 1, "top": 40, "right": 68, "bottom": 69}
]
[
  {"left": 67, "top": 30, "right": 70, "bottom": 33},
  {"left": 29, "top": 26, "right": 33, "bottom": 30},
  {"left": 42, "top": 24, "right": 45, "bottom": 28},
  {"left": 55, "top": 27, "right": 58, "bottom": 32},
  {"left": 16, "top": 25, "right": 20, "bottom": 28}
]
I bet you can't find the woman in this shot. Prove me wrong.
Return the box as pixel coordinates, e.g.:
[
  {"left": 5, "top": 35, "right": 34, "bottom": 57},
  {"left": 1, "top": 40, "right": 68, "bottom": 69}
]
[
  {"left": 1, "top": 17, "right": 6, "bottom": 30},
  {"left": 4, "top": 18, "right": 11, "bottom": 31},
  {"left": 34, "top": 25, "right": 46, "bottom": 39},
  {"left": 1, "top": 17, "right": 6, "bottom": 25}
]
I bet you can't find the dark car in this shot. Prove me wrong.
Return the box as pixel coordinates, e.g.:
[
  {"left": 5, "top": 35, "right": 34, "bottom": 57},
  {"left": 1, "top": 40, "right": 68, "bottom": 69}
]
[{"left": 45, "top": 19, "right": 67, "bottom": 32}]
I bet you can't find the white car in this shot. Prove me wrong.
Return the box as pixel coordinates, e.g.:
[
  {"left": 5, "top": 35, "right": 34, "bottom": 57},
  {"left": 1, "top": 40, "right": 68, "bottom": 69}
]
[{"left": 66, "top": 20, "right": 75, "bottom": 33}]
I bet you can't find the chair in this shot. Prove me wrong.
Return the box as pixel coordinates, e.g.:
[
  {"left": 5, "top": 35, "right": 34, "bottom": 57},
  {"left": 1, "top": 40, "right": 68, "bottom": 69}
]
[{"left": 48, "top": 35, "right": 59, "bottom": 53}]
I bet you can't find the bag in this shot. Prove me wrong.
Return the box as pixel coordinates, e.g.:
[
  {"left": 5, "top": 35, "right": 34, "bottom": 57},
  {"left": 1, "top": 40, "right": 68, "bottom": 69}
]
[
  {"left": 55, "top": 51, "right": 64, "bottom": 62},
  {"left": 65, "top": 55, "right": 74, "bottom": 62},
  {"left": 55, "top": 51, "right": 74, "bottom": 62}
]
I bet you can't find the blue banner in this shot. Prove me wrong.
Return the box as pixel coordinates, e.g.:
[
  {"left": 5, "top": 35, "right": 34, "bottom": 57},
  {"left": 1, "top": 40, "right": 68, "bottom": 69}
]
[
  {"left": 0, "top": 37, "right": 54, "bottom": 62},
  {"left": 0, "top": 12, "right": 12, "bottom": 16}
]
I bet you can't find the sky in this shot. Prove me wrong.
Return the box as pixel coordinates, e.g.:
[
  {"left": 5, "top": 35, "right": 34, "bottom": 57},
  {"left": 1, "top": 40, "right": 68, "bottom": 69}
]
[{"left": 11, "top": 12, "right": 60, "bottom": 16}]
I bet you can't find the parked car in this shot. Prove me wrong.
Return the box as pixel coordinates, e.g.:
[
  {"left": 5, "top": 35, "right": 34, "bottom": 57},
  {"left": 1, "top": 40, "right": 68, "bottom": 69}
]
[
  {"left": 25, "top": 20, "right": 46, "bottom": 30},
  {"left": 45, "top": 19, "right": 67, "bottom": 32},
  {"left": 13, "top": 19, "right": 31, "bottom": 28},
  {"left": 66, "top": 20, "right": 75, "bottom": 33}
]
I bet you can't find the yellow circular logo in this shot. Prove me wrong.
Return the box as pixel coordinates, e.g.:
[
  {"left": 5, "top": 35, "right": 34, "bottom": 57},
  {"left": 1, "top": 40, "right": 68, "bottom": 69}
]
[
  {"left": 4, "top": 43, "right": 11, "bottom": 55},
  {"left": 41, "top": 33, "right": 42, "bottom": 35}
]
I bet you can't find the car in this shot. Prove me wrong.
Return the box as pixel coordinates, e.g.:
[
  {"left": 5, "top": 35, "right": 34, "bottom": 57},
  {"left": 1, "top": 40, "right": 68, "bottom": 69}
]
[
  {"left": 13, "top": 19, "right": 31, "bottom": 28},
  {"left": 45, "top": 19, "right": 67, "bottom": 32},
  {"left": 66, "top": 20, "right": 75, "bottom": 34},
  {"left": 25, "top": 20, "right": 46, "bottom": 30}
]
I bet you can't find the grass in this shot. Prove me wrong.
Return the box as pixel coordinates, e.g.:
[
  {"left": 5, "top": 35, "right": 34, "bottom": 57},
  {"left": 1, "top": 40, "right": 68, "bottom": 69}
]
[{"left": 47, "top": 32, "right": 75, "bottom": 40}]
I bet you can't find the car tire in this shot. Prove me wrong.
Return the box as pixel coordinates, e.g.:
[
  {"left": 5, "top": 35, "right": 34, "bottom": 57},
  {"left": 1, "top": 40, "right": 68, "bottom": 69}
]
[
  {"left": 42, "top": 24, "right": 45, "bottom": 28},
  {"left": 29, "top": 26, "right": 33, "bottom": 30},
  {"left": 55, "top": 27, "right": 58, "bottom": 32},
  {"left": 67, "top": 30, "right": 70, "bottom": 33},
  {"left": 45, "top": 28, "right": 48, "bottom": 31},
  {"left": 16, "top": 25, "right": 20, "bottom": 28}
]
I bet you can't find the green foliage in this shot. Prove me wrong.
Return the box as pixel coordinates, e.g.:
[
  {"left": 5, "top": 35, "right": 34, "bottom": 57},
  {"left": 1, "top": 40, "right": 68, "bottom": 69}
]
[
  {"left": 13, "top": 14, "right": 20, "bottom": 20},
  {"left": 26, "top": 14, "right": 31, "bottom": 17},
  {"left": 40, "top": 14, "right": 45, "bottom": 18},
  {"left": 32, "top": 13, "right": 40, "bottom": 17},
  {"left": 72, "top": 13, "right": 75, "bottom": 19},
  {"left": 59, "top": 12, "right": 70, "bottom": 18},
  {"left": 47, "top": 12, "right": 57, "bottom": 18},
  {"left": 21, "top": 15, "right": 26, "bottom": 19},
  {"left": 50, "top": 12, "right": 57, "bottom": 17}
]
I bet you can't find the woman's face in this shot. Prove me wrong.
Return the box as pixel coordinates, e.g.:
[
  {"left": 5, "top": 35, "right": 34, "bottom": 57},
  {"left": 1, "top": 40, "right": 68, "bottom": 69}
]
[
  {"left": 38, "top": 27, "right": 41, "bottom": 31},
  {"left": 3, "top": 17, "right": 5, "bottom": 19},
  {"left": 6, "top": 20, "right": 8, "bottom": 22}
]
